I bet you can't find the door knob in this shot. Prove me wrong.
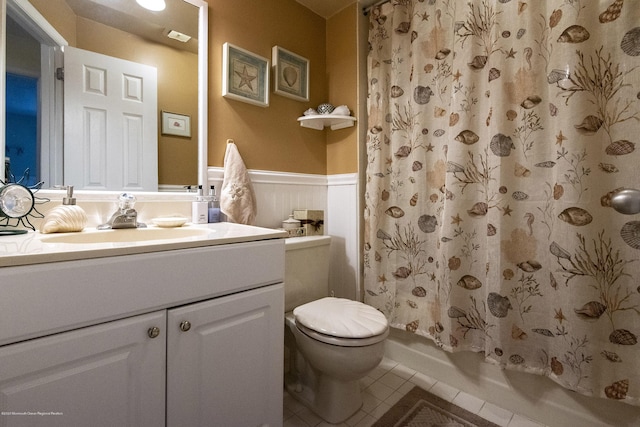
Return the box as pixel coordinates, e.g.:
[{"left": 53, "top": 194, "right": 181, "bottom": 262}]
[{"left": 180, "top": 321, "right": 191, "bottom": 332}]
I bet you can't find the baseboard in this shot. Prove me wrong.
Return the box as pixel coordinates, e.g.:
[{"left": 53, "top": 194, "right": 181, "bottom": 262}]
[{"left": 385, "top": 329, "right": 639, "bottom": 427}]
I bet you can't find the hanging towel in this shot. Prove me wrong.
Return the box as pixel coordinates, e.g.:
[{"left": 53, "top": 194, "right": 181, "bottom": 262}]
[{"left": 220, "top": 140, "right": 257, "bottom": 225}]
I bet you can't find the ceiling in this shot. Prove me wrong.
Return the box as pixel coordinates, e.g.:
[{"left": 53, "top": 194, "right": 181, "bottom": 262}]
[
  {"left": 296, "top": 0, "right": 379, "bottom": 19},
  {"left": 10, "top": 0, "right": 376, "bottom": 52},
  {"left": 65, "top": 0, "right": 199, "bottom": 53}
]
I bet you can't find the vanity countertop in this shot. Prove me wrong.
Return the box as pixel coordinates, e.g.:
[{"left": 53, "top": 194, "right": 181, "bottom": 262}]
[{"left": 0, "top": 223, "right": 287, "bottom": 267}]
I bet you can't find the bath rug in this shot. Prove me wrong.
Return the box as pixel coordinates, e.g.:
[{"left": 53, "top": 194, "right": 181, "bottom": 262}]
[{"left": 372, "top": 386, "right": 500, "bottom": 427}]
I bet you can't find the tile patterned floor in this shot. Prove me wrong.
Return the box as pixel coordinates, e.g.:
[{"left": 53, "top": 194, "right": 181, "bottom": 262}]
[{"left": 283, "top": 357, "right": 548, "bottom": 427}]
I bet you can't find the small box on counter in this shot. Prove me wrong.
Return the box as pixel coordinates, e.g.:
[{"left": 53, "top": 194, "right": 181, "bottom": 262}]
[
  {"left": 284, "top": 227, "right": 306, "bottom": 238},
  {"left": 292, "top": 209, "right": 324, "bottom": 236}
]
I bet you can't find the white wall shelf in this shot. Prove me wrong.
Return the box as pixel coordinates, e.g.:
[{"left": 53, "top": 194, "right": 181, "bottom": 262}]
[{"left": 297, "top": 115, "right": 356, "bottom": 131}]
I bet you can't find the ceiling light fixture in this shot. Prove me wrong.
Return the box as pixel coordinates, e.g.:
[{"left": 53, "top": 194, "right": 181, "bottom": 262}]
[{"left": 136, "top": 0, "right": 166, "bottom": 12}]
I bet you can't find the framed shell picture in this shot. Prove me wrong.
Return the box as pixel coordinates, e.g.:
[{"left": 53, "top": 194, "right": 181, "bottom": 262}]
[
  {"left": 222, "top": 42, "right": 269, "bottom": 107},
  {"left": 272, "top": 46, "right": 309, "bottom": 102}
]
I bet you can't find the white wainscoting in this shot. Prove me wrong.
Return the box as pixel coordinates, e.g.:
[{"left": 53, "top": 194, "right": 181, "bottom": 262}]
[
  {"left": 327, "top": 174, "right": 359, "bottom": 300},
  {"left": 207, "top": 168, "right": 359, "bottom": 299}
]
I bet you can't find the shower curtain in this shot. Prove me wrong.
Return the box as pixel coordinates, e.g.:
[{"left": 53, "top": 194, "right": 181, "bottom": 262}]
[{"left": 364, "top": 0, "right": 640, "bottom": 406}]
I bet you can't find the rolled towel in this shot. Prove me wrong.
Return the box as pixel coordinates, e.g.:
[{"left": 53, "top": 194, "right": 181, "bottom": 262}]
[{"left": 220, "top": 140, "right": 257, "bottom": 225}]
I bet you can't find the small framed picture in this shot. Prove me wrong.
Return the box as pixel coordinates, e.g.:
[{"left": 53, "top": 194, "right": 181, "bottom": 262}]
[
  {"left": 272, "top": 46, "right": 309, "bottom": 102},
  {"left": 161, "top": 111, "right": 191, "bottom": 137},
  {"left": 222, "top": 42, "right": 269, "bottom": 107}
]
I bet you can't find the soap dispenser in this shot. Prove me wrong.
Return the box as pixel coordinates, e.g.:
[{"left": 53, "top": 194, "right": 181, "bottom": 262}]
[
  {"left": 207, "top": 185, "right": 221, "bottom": 223},
  {"left": 40, "top": 186, "right": 88, "bottom": 233},
  {"left": 192, "top": 185, "right": 208, "bottom": 224}
]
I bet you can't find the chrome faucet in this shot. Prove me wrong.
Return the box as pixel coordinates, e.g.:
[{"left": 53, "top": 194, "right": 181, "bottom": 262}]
[{"left": 97, "top": 193, "right": 146, "bottom": 230}]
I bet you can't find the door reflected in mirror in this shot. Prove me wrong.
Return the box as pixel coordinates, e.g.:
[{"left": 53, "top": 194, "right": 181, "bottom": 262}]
[{"left": 4, "top": 0, "right": 207, "bottom": 191}]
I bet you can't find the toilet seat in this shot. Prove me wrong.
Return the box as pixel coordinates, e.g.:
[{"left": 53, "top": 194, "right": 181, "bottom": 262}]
[
  {"left": 296, "top": 321, "right": 389, "bottom": 347},
  {"left": 293, "top": 297, "right": 388, "bottom": 346}
]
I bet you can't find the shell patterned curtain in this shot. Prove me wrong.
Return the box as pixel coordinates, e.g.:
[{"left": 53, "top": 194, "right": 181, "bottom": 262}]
[{"left": 364, "top": 0, "right": 640, "bottom": 406}]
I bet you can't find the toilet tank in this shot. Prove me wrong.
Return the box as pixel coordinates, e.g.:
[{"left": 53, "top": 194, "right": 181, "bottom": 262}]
[{"left": 284, "top": 236, "right": 331, "bottom": 312}]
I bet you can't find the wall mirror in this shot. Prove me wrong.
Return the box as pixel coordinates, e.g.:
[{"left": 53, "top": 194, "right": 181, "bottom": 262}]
[{"left": 1, "top": 0, "right": 208, "bottom": 191}]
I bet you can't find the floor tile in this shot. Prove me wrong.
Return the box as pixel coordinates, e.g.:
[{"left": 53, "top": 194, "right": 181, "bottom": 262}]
[
  {"left": 367, "top": 365, "right": 390, "bottom": 380},
  {"left": 453, "top": 390, "right": 485, "bottom": 414},
  {"left": 368, "top": 401, "right": 391, "bottom": 420},
  {"left": 396, "top": 380, "right": 416, "bottom": 396},
  {"left": 409, "top": 371, "right": 438, "bottom": 390},
  {"left": 383, "top": 390, "right": 405, "bottom": 406},
  {"left": 428, "top": 380, "right": 460, "bottom": 402},
  {"left": 478, "top": 401, "right": 514, "bottom": 427},
  {"left": 366, "top": 381, "right": 396, "bottom": 401},
  {"left": 378, "top": 371, "right": 407, "bottom": 390},
  {"left": 508, "top": 414, "right": 547, "bottom": 427},
  {"left": 284, "top": 414, "right": 311, "bottom": 427},
  {"left": 352, "top": 414, "right": 376, "bottom": 427},
  {"left": 282, "top": 358, "right": 542, "bottom": 427},
  {"left": 296, "top": 406, "right": 323, "bottom": 426},
  {"left": 345, "top": 409, "right": 368, "bottom": 426},
  {"left": 390, "top": 363, "right": 416, "bottom": 380},
  {"left": 360, "top": 390, "right": 383, "bottom": 413},
  {"left": 377, "top": 357, "right": 398, "bottom": 371},
  {"left": 359, "top": 375, "right": 375, "bottom": 390}
]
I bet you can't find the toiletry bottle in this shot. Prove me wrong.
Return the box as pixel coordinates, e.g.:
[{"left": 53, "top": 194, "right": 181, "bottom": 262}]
[
  {"left": 40, "top": 185, "right": 88, "bottom": 233},
  {"left": 192, "top": 185, "right": 208, "bottom": 224},
  {"left": 208, "top": 185, "right": 221, "bottom": 223}
]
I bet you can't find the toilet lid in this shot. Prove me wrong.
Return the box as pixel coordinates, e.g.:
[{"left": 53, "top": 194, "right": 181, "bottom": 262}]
[{"left": 293, "top": 297, "right": 388, "bottom": 339}]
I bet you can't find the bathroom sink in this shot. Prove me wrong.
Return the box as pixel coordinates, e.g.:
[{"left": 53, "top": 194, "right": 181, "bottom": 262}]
[
  {"left": 0, "top": 223, "right": 286, "bottom": 267},
  {"left": 40, "top": 227, "right": 210, "bottom": 244}
]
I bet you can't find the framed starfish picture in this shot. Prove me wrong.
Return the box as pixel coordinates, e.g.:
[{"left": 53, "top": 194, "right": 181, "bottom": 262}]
[
  {"left": 272, "top": 46, "right": 309, "bottom": 102},
  {"left": 222, "top": 42, "right": 269, "bottom": 107}
]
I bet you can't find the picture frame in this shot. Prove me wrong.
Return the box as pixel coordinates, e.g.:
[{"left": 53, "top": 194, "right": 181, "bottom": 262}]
[
  {"left": 161, "top": 111, "right": 191, "bottom": 137},
  {"left": 272, "top": 46, "right": 309, "bottom": 102},
  {"left": 222, "top": 42, "right": 269, "bottom": 107}
]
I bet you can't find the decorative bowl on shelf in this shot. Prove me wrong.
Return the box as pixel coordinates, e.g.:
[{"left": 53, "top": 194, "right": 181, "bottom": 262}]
[
  {"left": 317, "top": 103, "right": 335, "bottom": 114},
  {"left": 332, "top": 105, "right": 350, "bottom": 116}
]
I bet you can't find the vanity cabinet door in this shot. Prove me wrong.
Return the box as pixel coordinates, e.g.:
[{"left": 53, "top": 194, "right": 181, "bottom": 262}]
[
  {"left": 0, "top": 311, "right": 166, "bottom": 427},
  {"left": 166, "top": 283, "right": 284, "bottom": 427}
]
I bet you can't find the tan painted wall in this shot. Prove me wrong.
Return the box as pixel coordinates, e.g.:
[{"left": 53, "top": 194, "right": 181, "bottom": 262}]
[
  {"left": 326, "top": 4, "right": 358, "bottom": 175},
  {"left": 29, "top": 0, "right": 76, "bottom": 46},
  {"left": 207, "top": 0, "right": 328, "bottom": 174}
]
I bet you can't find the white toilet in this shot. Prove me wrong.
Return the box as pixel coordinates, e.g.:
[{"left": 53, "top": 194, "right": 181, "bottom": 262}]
[{"left": 284, "top": 236, "right": 389, "bottom": 424}]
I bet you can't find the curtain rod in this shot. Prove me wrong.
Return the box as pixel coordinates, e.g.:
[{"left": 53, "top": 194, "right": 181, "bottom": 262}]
[{"left": 363, "top": 0, "right": 390, "bottom": 16}]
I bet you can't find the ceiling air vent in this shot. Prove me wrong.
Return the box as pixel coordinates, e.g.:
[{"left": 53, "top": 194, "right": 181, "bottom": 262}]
[{"left": 167, "top": 30, "right": 191, "bottom": 43}]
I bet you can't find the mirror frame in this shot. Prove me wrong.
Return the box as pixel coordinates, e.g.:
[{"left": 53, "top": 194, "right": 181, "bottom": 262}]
[{"left": 0, "top": 0, "right": 208, "bottom": 190}]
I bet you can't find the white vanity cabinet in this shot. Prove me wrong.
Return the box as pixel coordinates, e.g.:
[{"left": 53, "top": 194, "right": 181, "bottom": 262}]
[
  {"left": 0, "top": 232, "right": 285, "bottom": 427},
  {"left": 167, "top": 284, "right": 283, "bottom": 426},
  {"left": 0, "top": 311, "right": 167, "bottom": 427}
]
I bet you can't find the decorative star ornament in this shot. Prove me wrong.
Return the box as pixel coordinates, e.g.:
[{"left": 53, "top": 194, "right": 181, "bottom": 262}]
[{"left": 235, "top": 65, "right": 256, "bottom": 91}]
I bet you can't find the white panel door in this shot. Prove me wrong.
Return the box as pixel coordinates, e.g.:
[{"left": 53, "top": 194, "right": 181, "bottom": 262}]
[
  {"left": 64, "top": 46, "right": 158, "bottom": 191},
  {"left": 166, "top": 284, "right": 284, "bottom": 427},
  {"left": 0, "top": 311, "right": 166, "bottom": 427}
]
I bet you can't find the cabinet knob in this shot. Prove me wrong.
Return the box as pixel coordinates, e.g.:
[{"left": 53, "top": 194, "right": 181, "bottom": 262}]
[
  {"left": 147, "top": 326, "right": 161, "bottom": 338},
  {"left": 180, "top": 321, "right": 191, "bottom": 332}
]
